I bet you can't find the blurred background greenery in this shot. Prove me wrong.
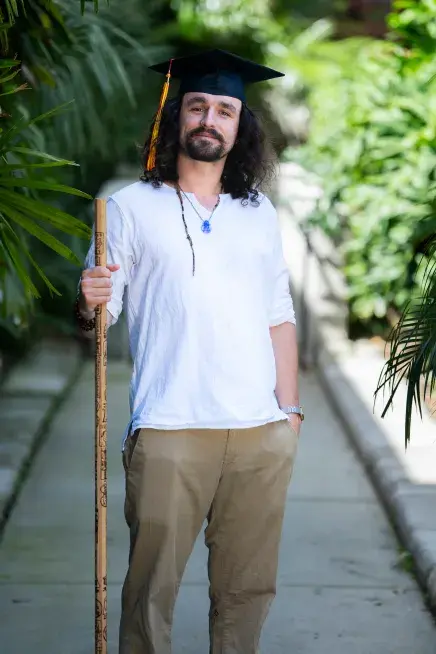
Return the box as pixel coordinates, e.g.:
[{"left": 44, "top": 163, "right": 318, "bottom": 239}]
[{"left": 1, "top": 0, "right": 435, "bottom": 415}]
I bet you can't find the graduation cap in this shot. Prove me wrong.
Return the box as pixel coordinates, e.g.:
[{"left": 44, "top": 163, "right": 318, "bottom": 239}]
[{"left": 146, "top": 49, "right": 284, "bottom": 171}]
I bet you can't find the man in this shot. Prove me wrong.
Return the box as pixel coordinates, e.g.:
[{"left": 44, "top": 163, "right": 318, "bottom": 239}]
[{"left": 76, "top": 49, "right": 304, "bottom": 654}]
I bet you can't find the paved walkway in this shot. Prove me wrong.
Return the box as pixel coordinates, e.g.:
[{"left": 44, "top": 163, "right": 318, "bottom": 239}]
[{"left": 1, "top": 360, "right": 436, "bottom": 653}]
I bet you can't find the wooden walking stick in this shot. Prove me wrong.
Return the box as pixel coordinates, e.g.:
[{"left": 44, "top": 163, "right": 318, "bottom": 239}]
[{"left": 95, "top": 198, "right": 108, "bottom": 654}]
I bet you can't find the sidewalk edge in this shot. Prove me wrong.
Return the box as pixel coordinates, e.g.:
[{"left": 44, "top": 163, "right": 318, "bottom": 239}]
[
  {"left": 277, "top": 178, "right": 436, "bottom": 611},
  {"left": 0, "top": 340, "right": 84, "bottom": 538}
]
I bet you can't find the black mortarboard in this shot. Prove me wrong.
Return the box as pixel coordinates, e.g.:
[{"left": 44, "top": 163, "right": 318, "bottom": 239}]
[
  {"left": 145, "top": 49, "right": 284, "bottom": 170},
  {"left": 149, "top": 49, "right": 284, "bottom": 103}
]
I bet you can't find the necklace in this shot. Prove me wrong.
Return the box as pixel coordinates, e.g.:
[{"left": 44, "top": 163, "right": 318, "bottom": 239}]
[
  {"left": 175, "top": 185, "right": 196, "bottom": 276},
  {"left": 174, "top": 185, "right": 222, "bottom": 277},
  {"left": 178, "top": 185, "right": 221, "bottom": 234}
]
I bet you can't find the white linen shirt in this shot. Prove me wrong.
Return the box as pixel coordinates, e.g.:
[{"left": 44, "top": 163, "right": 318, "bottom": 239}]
[{"left": 83, "top": 181, "right": 296, "bottom": 447}]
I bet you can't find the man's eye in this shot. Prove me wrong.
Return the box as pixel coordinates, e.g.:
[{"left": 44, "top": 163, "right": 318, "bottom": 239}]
[
  {"left": 220, "top": 111, "right": 231, "bottom": 117},
  {"left": 191, "top": 107, "right": 203, "bottom": 112}
]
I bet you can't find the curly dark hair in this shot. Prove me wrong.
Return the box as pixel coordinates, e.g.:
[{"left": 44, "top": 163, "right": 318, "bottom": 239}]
[{"left": 140, "top": 96, "right": 276, "bottom": 205}]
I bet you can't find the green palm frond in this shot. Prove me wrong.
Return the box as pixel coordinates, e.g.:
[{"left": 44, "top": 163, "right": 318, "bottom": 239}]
[
  {"left": 0, "top": 0, "right": 114, "bottom": 335},
  {"left": 1, "top": 216, "right": 60, "bottom": 297},
  {"left": 0, "top": 187, "right": 90, "bottom": 238},
  {"left": 2, "top": 0, "right": 25, "bottom": 24},
  {"left": 0, "top": 65, "right": 92, "bottom": 300},
  {"left": 16, "top": 0, "right": 164, "bottom": 165},
  {"left": 0, "top": 178, "right": 91, "bottom": 299},
  {"left": 375, "top": 235, "right": 436, "bottom": 445},
  {"left": 8, "top": 145, "right": 79, "bottom": 167},
  {"left": 80, "top": 0, "right": 106, "bottom": 14},
  {"left": 1, "top": 0, "right": 96, "bottom": 23}
]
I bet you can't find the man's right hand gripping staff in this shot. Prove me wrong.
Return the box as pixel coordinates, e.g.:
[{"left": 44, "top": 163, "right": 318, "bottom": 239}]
[{"left": 76, "top": 263, "right": 120, "bottom": 333}]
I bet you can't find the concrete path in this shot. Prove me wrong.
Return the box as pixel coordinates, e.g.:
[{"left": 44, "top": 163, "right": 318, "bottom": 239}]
[{"left": 1, "top": 361, "right": 435, "bottom": 653}]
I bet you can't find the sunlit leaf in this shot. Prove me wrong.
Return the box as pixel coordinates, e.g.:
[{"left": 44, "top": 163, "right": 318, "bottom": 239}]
[
  {"left": 8, "top": 146, "right": 79, "bottom": 166},
  {"left": 0, "top": 68, "right": 21, "bottom": 84},
  {"left": 25, "top": 250, "right": 61, "bottom": 297},
  {"left": 0, "top": 59, "right": 21, "bottom": 68},
  {"left": 375, "top": 236, "right": 436, "bottom": 445},
  {"left": 0, "top": 188, "right": 91, "bottom": 238},
  {"left": 0, "top": 203, "right": 81, "bottom": 265},
  {"left": 1, "top": 226, "right": 40, "bottom": 298},
  {"left": 0, "top": 177, "right": 91, "bottom": 198},
  {"left": 2, "top": 216, "right": 62, "bottom": 297}
]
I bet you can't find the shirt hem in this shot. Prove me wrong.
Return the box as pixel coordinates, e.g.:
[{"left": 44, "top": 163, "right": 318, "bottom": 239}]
[{"left": 121, "top": 413, "right": 288, "bottom": 450}]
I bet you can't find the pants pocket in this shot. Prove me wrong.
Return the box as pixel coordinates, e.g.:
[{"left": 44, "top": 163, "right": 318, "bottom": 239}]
[
  {"left": 283, "top": 418, "right": 299, "bottom": 439},
  {"left": 122, "top": 428, "right": 141, "bottom": 472}
]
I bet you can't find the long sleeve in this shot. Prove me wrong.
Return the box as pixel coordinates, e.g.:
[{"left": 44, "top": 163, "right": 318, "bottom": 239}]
[
  {"left": 269, "top": 210, "right": 296, "bottom": 327},
  {"left": 83, "top": 197, "right": 135, "bottom": 325}
]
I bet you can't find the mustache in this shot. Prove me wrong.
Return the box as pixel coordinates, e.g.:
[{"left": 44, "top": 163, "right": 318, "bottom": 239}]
[{"left": 188, "top": 127, "right": 224, "bottom": 143}]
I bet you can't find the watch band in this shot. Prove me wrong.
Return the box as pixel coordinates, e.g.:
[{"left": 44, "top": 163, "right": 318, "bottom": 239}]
[{"left": 281, "top": 405, "right": 304, "bottom": 421}]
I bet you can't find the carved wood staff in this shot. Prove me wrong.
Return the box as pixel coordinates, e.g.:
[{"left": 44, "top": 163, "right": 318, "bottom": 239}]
[{"left": 95, "top": 198, "right": 108, "bottom": 654}]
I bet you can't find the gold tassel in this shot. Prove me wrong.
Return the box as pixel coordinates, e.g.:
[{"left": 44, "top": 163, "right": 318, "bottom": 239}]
[{"left": 146, "top": 59, "right": 173, "bottom": 172}]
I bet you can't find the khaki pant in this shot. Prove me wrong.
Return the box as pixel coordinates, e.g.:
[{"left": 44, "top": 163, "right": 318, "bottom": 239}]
[{"left": 119, "top": 420, "right": 298, "bottom": 654}]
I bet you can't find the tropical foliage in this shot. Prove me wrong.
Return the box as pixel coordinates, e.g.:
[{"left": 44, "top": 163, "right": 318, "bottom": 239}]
[
  {"left": 0, "top": 0, "right": 173, "bottom": 356},
  {"left": 0, "top": 1, "right": 91, "bottom": 346},
  {"left": 280, "top": 0, "right": 436, "bottom": 440},
  {"left": 376, "top": 236, "right": 436, "bottom": 444},
  {"left": 6, "top": 0, "right": 434, "bottom": 441},
  {"left": 284, "top": 5, "right": 436, "bottom": 327},
  {"left": 0, "top": 0, "right": 353, "bottom": 357},
  {"left": 1, "top": 0, "right": 303, "bottom": 356}
]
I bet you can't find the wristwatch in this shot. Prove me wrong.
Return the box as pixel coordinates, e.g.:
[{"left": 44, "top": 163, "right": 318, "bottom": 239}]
[{"left": 281, "top": 405, "right": 305, "bottom": 421}]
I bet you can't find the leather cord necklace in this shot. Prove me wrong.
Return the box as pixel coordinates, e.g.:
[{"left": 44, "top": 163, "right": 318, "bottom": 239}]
[{"left": 175, "top": 184, "right": 221, "bottom": 276}]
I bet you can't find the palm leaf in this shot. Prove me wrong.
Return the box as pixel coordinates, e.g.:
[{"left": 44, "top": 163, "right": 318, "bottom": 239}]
[
  {"left": 0, "top": 203, "right": 81, "bottom": 265},
  {"left": 28, "top": 100, "right": 75, "bottom": 126},
  {"left": 0, "top": 100, "right": 75, "bottom": 149},
  {"left": 0, "top": 0, "right": 109, "bottom": 329},
  {"left": 2, "top": 0, "right": 24, "bottom": 23},
  {"left": 0, "top": 144, "right": 79, "bottom": 169},
  {"left": 1, "top": 216, "right": 65, "bottom": 298},
  {"left": 24, "top": 249, "right": 61, "bottom": 297},
  {"left": 9, "top": 146, "right": 78, "bottom": 164},
  {"left": 0, "top": 177, "right": 91, "bottom": 197},
  {"left": 18, "top": 0, "right": 164, "bottom": 164},
  {"left": 0, "top": 68, "right": 21, "bottom": 84},
  {"left": 1, "top": 224, "right": 40, "bottom": 298},
  {"left": 0, "top": 188, "right": 91, "bottom": 238},
  {"left": 81, "top": 0, "right": 101, "bottom": 14},
  {"left": 3, "top": 161, "right": 79, "bottom": 170},
  {"left": 375, "top": 235, "right": 436, "bottom": 445},
  {"left": 2, "top": 215, "right": 62, "bottom": 296},
  {"left": 0, "top": 58, "right": 21, "bottom": 68}
]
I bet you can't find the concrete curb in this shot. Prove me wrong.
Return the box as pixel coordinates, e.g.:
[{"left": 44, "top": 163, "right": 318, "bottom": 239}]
[
  {"left": 0, "top": 338, "right": 83, "bottom": 537},
  {"left": 277, "top": 163, "right": 436, "bottom": 610}
]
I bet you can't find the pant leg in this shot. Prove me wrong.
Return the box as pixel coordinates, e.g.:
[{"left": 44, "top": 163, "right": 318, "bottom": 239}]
[
  {"left": 205, "top": 419, "right": 299, "bottom": 654},
  {"left": 119, "top": 427, "right": 227, "bottom": 654}
]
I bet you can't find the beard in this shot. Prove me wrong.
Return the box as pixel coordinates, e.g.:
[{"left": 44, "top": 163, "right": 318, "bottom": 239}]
[{"left": 181, "top": 128, "right": 227, "bottom": 162}]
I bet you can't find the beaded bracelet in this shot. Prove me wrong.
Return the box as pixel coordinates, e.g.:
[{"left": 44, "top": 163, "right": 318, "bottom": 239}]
[{"left": 74, "top": 297, "right": 96, "bottom": 332}]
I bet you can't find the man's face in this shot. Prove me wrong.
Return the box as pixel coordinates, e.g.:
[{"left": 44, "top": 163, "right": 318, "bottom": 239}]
[{"left": 179, "top": 92, "right": 242, "bottom": 163}]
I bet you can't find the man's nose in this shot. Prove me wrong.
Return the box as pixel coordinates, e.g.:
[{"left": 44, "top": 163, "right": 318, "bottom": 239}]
[{"left": 200, "top": 109, "right": 217, "bottom": 128}]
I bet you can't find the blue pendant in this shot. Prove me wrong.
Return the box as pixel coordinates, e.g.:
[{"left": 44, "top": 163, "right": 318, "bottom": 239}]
[{"left": 201, "top": 220, "right": 211, "bottom": 233}]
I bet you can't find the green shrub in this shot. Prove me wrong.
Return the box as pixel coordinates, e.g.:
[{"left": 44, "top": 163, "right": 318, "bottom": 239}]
[
  {"left": 284, "top": 0, "right": 436, "bottom": 331},
  {"left": 0, "top": 0, "right": 173, "bottom": 353}
]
